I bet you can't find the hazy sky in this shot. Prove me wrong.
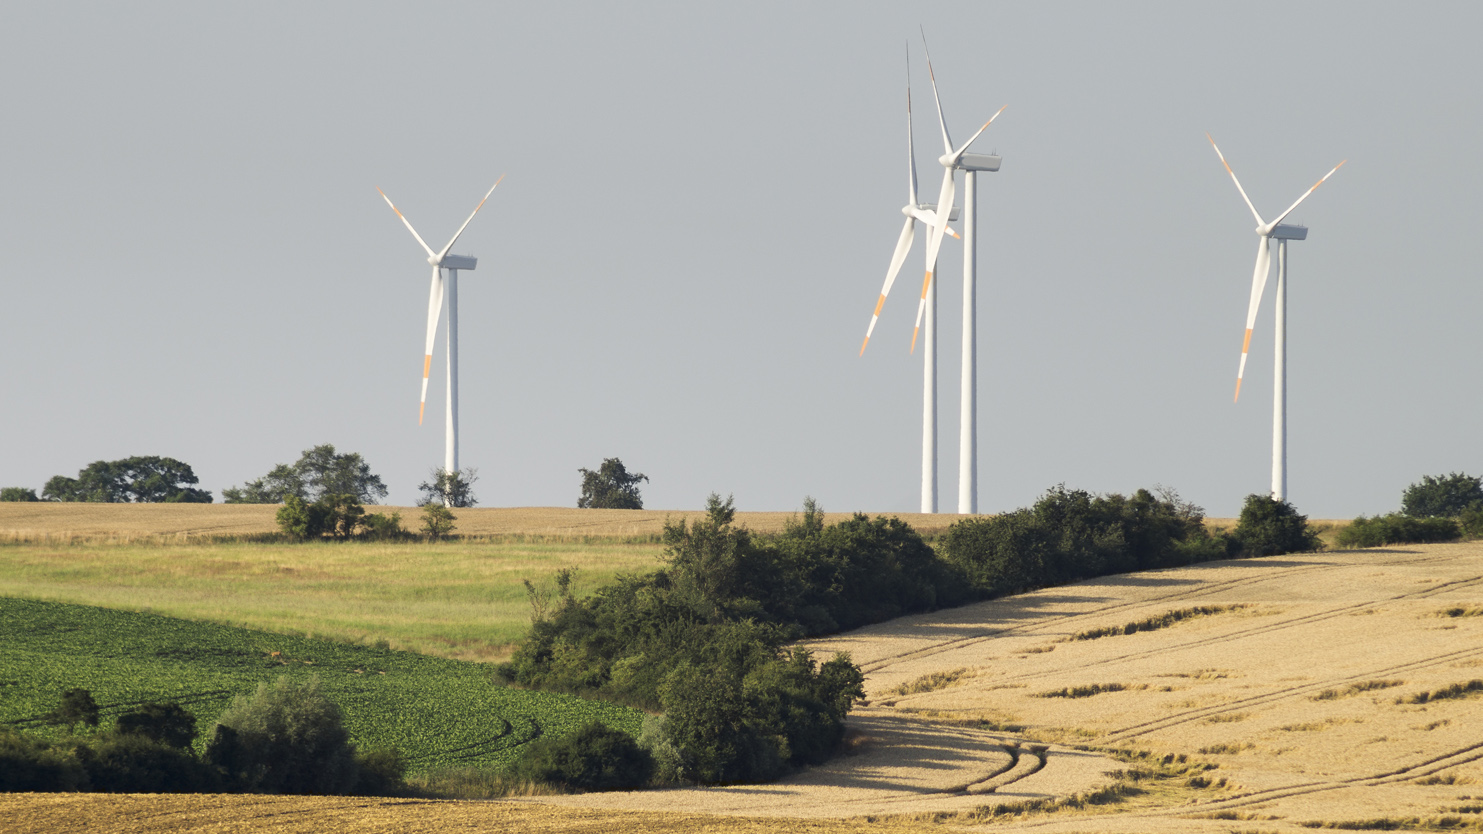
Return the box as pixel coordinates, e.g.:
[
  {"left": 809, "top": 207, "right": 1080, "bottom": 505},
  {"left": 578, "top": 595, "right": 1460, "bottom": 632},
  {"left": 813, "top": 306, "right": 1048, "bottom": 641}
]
[{"left": 2, "top": 2, "right": 1478, "bottom": 518}]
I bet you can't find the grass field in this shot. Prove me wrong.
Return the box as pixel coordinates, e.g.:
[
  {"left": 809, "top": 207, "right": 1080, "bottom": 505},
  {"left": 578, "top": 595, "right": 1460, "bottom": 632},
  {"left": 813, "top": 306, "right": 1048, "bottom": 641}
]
[
  {"left": 0, "top": 597, "right": 641, "bottom": 774},
  {"left": 0, "top": 537, "right": 663, "bottom": 661}
]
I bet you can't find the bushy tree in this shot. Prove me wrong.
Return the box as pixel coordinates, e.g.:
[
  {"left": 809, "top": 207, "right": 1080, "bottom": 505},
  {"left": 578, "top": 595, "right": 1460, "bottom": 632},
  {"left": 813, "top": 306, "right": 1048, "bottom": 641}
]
[
  {"left": 1336, "top": 514, "right": 1460, "bottom": 548},
  {"left": 46, "top": 688, "right": 100, "bottom": 732},
  {"left": 205, "top": 676, "right": 359, "bottom": 795},
  {"left": 515, "top": 720, "right": 653, "bottom": 790},
  {"left": 0, "top": 487, "right": 38, "bottom": 502},
  {"left": 418, "top": 467, "right": 478, "bottom": 508},
  {"left": 420, "top": 504, "right": 456, "bottom": 540},
  {"left": 1231, "top": 494, "right": 1321, "bottom": 557},
  {"left": 225, "top": 444, "right": 387, "bottom": 504},
  {"left": 577, "top": 458, "right": 648, "bottom": 509},
  {"left": 115, "top": 702, "right": 197, "bottom": 749},
  {"left": 43, "top": 457, "right": 212, "bottom": 503},
  {"left": 1402, "top": 472, "right": 1483, "bottom": 519},
  {"left": 275, "top": 494, "right": 365, "bottom": 540}
]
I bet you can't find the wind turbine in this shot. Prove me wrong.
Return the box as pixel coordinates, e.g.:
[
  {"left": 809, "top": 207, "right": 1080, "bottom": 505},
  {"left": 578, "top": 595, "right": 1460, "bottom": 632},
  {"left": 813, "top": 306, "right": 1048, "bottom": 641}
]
[
  {"left": 860, "top": 48, "right": 961, "bottom": 514},
  {"left": 1208, "top": 135, "right": 1344, "bottom": 501},
  {"left": 920, "top": 34, "right": 1003, "bottom": 515},
  {"left": 377, "top": 178, "right": 502, "bottom": 479}
]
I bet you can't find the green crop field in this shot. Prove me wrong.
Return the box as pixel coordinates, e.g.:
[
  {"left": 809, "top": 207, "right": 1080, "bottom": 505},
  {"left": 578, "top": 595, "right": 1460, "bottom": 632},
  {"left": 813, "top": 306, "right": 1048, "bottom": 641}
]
[
  {"left": 0, "top": 538, "right": 664, "bottom": 661},
  {"left": 0, "top": 597, "right": 642, "bottom": 773}
]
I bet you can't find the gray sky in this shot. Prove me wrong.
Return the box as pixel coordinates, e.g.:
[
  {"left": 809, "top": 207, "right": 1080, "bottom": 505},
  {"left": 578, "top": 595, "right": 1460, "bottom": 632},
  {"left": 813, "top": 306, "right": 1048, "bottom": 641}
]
[{"left": 2, "top": 2, "right": 1478, "bottom": 518}]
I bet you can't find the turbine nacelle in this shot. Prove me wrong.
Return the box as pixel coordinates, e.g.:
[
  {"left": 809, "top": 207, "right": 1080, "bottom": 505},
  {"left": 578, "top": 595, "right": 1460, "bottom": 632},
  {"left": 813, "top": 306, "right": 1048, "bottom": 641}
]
[{"left": 439, "top": 254, "right": 478, "bottom": 270}]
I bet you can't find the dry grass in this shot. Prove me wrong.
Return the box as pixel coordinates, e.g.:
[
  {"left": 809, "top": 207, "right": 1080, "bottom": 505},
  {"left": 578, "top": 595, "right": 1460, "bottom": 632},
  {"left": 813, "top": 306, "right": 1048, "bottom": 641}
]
[
  {"left": 891, "top": 666, "right": 977, "bottom": 696},
  {"left": 0, "top": 503, "right": 971, "bottom": 542}
]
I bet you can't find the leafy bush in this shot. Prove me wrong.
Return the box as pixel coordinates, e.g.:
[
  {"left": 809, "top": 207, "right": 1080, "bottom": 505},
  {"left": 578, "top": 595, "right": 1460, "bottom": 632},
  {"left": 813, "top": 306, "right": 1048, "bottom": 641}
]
[
  {"left": 360, "top": 512, "right": 411, "bottom": 542},
  {"left": 116, "top": 702, "right": 197, "bottom": 749},
  {"left": 577, "top": 458, "right": 648, "bottom": 509},
  {"left": 0, "top": 487, "right": 38, "bottom": 502},
  {"left": 1402, "top": 472, "right": 1483, "bottom": 518},
  {"left": 352, "top": 747, "right": 409, "bottom": 795},
  {"left": 939, "top": 486, "right": 1227, "bottom": 597},
  {"left": 1336, "top": 514, "right": 1461, "bottom": 548},
  {"left": 46, "top": 688, "right": 100, "bottom": 731},
  {"left": 515, "top": 720, "right": 653, "bottom": 791},
  {"left": 1461, "top": 504, "right": 1483, "bottom": 539},
  {"left": 275, "top": 494, "right": 365, "bottom": 540},
  {"left": 1231, "top": 494, "right": 1321, "bottom": 557},
  {"left": 0, "top": 729, "right": 88, "bottom": 791},
  {"left": 206, "top": 676, "right": 359, "bottom": 795},
  {"left": 420, "top": 504, "right": 456, "bottom": 540},
  {"left": 79, "top": 732, "right": 218, "bottom": 793}
]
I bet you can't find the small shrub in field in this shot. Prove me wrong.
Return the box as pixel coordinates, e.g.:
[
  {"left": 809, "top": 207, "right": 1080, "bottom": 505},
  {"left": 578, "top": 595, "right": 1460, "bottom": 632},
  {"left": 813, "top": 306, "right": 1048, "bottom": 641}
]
[
  {"left": 514, "top": 720, "right": 653, "bottom": 791},
  {"left": 1460, "top": 504, "right": 1483, "bottom": 539},
  {"left": 421, "top": 504, "right": 456, "bottom": 540},
  {"left": 1402, "top": 472, "right": 1483, "bottom": 518},
  {"left": 276, "top": 494, "right": 365, "bottom": 540},
  {"left": 1337, "top": 514, "right": 1460, "bottom": 548},
  {"left": 206, "top": 676, "right": 359, "bottom": 795},
  {"left": 116, "top": 702, "right": 197, "bottom": 749},
  {"left": 81, "top": 732, "right": 218, "bottom": 793},
  {"left": 353, "top": 747, "right": 409, "bottom": 795},
  {"left": 360, "top": 512, "right": 410, "bottom": 542},
  {"left": 1232, "top": 494, "right": 1321, "bottom": 557}
]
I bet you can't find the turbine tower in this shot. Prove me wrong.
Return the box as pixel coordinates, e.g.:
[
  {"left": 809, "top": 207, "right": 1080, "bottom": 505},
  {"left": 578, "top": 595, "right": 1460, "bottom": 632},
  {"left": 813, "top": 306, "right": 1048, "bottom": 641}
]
[
  {"left": 378, "top": 178, "right": 502, "bottom": 477},
  {"left": 921, "top": 34, "right": 1003, "bottom": 515},
  {"left": 860, "top": 48, "right": 961, "bottom": 513},
  {"left": 1207, "top": 135, "right": 1344, "bottom": 501}
]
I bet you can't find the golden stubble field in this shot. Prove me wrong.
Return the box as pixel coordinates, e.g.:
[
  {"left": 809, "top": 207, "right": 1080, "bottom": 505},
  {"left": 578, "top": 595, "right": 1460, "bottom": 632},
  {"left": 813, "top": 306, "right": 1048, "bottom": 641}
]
[{"left": 4, "top": 505, "right": 1479, "bottom": 833}]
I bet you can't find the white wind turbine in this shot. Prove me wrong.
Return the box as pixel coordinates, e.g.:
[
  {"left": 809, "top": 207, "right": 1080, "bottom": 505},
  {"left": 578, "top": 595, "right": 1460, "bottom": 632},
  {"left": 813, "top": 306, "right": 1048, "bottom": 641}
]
[
  {"left": 859, "top": 48, "right": 962, "bottom": 514},
  {"left": 920, "top": 34, "right": 1003, "bottom": 515},
  {"left": 1208, "top": 135, "right": 1344, "bottom": 501},
  {"left": 378, "top": 178, "right": 503, "bottom": 478}
]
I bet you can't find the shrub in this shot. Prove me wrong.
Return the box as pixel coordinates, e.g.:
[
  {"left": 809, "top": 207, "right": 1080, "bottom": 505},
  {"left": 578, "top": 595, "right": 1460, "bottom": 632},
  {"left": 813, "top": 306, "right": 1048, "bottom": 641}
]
[
  {"left": 206, "top": 676, "right": 359, "bottom": 794},
  {"left": 1402, "top": 472, "right": 1483, "bottom": 518},
  {"left": 515, "top": 720, "right": 653, "bottom": 791},
  {"left": 1336, "top": 514, "right": 1461, "bottom": 548},
  {"left": 360, "top": 512, "right": 410, "bottom": 542},
  {"left": 0, "top": 729, "right": 88, "bottom": 791},
  {"left": 0, "top": 487, "right": 38, "bottom": 502},
  {"left": 1461, "top": 504, "right": 1483, "bottom": 539},
  {"left": 420, "top": 504, "right": 456, "bottom": 540},
  {"left": 115, "top": 702, "right": 197, "bottom": 749},
  {"left": 577, "top": 458, "right": 648, "bottom": 509},
  {"left": 79, "top": 732, "right": 218, "bottom": 793},
  {"left": 276, "top": 494, "right": 365, "bottom": 540},
  {"left": 46, "top": 688, "right": 100, "bottom": 732},
  {"left": 353, "top": 747, "right": 409, "bottom": 795},
  {"left": 1231, "top": 494, "right": 1321, "bottom": 557}
]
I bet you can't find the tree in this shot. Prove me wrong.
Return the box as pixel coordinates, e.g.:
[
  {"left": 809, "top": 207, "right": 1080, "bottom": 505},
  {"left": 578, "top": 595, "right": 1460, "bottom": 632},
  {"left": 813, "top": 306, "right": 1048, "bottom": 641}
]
[
  {"left": 115, "top": 702, "right": 197, "bottom": 749},
  {"left": 418, "top": 467, "right": 478, "bottom": 508},
  {"left": 45, "top": 688, "right": 99, "bottom": 732},
  {"left": 205, "top": 676, "right": 359, "bottom": 795},
  {"left": 41, "top": 457, "right": 212, "bottom": 503},
  {"left": 0, "top": 487, "right": 38, "bottom": 502},
  {"left": 225, "top": 444, "right": 387, "bottom": 505},
  {"left": 1402, "top": 472, "right": 1483, "bottom": 518},
  {"left": 276, "top": 494, "right": 365, "bottom": 540},
  {"left": 1232, "top": 494, "right": 1321, "bottom": 557},
  {"left": 577, "top": 458, "right": 648, "bottom": 510},
  {"left": 420, "top": 504, "right": 456, "bottom": 540}
]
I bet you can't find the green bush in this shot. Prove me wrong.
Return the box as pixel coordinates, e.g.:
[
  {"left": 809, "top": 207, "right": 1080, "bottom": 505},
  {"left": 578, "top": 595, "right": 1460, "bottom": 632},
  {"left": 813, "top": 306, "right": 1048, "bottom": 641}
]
[
  {"left": 46, "top": 688, "right": 100, "bottom": 732},
  {"left": 1231, "top": 494, "right": 1321, "bottom": 557},
  {"left": 206, "top": 676, "right": 359, "bottom": 795},
  {"left": 78, "top": 732, "right": 218, "bottom": 793},
  {"left": 352, "top": 747, "right": 409, "bottom": 795},
  {"left": 0, "top": 487, "right": 38, "bottom": 502},
  {"left": 1461, "top": 504, "right": 1483, "bottom": 539},
  {"left": 1402, "top": 472, "right": 1483, "bottom": 518},
  {"left": 116, "top": 702, "right": 197, "bottom": 749},
  {"left": 360, "top": 512, "right": 411, "bottom": 542},
  {"left": 939, "top": 486, "right": 1227, "bottom": 597},
  {"left": 420, "top": 504, "right": 456, "bottom": 540},
  {"left": 515, "top": 720, "right": 653, "bottom": 791},
  {"left": 1336, "top": 514, "right": 1461, "bottom": 548},
  {"left": 0, "top": 729, "right": 88, "bottom": 791},
  {"left": 276, "top": 494, "right": 365, "bottom": 540}
]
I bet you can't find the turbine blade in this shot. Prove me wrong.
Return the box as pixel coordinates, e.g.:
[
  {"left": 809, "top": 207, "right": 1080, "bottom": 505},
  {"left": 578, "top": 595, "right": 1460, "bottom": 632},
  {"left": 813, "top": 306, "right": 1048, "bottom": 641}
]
[
  {"left": 1206, "top": 135, "right": 1265, "bottom": 227},
  {"left": 950, "top": 105, "right": 1007, "bottom": 160},
  {"left": 862, "top": 216, "right": 917, "bottom": 355},
  {"left": 378, "top": 187, "right": 437, "bottom": 259},
  {"left": 1270, "top": 160, "right": 1347, "bottom": 228},
  {"left": 908, "top": 207, "right": 959, "bottom": 239},
  {"left": 420, "top": 265, "right": 444, "bottom": 424},
  {"left": 437, "top": 176, "right": 505, "bottom": 261},
  {"left": 912, "top": 168, "right": 956, "bottom": 352},
  {"left": 920, "top": 29, "right": 953, "bottom": 155},
  {"left": 1234, "top": 237, "right": 1272, "bottom": 403},
  {"left": 906, "top": 45, "right": 919, "bottom": 204}
]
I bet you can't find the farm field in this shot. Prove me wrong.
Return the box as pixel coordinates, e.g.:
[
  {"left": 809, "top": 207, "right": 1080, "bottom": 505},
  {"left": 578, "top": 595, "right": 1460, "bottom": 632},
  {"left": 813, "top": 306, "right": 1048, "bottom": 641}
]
[
  {"left": 0, "top": 597, "right": 641, "bottom": 774},
  {"left": 0, "top": 502, "right": 972, "bottom": 541}
]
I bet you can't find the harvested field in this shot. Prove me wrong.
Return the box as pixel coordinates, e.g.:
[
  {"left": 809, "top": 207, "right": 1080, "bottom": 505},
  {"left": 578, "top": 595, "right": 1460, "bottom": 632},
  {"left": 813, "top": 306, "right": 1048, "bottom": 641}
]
[{"left": 0, "top": 503, "right": 971, "bottom": 542}]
